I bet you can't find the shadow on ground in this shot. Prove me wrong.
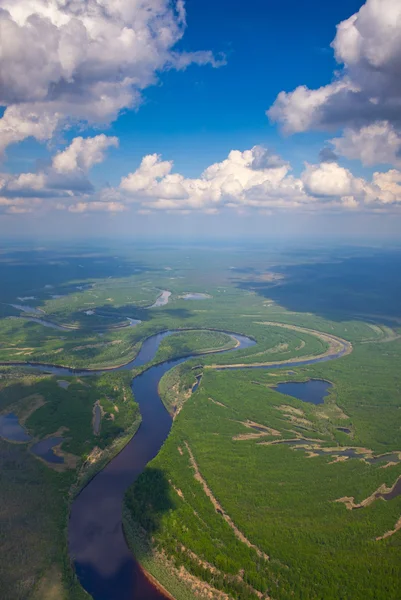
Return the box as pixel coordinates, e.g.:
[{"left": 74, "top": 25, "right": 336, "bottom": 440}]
[{"left": 235, "top": 251, "right": 401, "bottom": 323}]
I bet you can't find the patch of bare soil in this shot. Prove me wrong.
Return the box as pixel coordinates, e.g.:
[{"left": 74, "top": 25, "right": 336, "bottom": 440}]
[
  {"left": 376, "top": 515, "right": 401, "bottom": 541},
  {"left": 177, "top": 446, "right": 183, "bottom": 456},
  {"left": 209, "top": 397, "right": 227, "bottom": 408},
  {"left": 179, "top": 545, "right": 269, "bottom": 599},
  {"left": 32, "top": 566, "right": 64, "bottom": 600},
  {"left": 233, "top": 420, "right": 281, "bottom": 441},
  {"left": 277, "top": 405, "right": 305, "bottom": 417},
  {"left": 316, "top": 403, "right": 349, "bottom": 421},
  {"left": 168, "top": 479, "right": 185, "bottom": 500},
  {"left": 328, "top": 456, "right": 349, "bottom": 464},
  {"left": 282, "top": 413, "right": 314, "bottom": 428},
  {"left": 184, "top": 442, "right": 269, "bottom": 561}
]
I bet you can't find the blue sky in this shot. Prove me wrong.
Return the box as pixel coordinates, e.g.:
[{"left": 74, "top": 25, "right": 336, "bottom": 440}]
[{"left": 1, "top": 0, "right": 400, "bottom": 240}]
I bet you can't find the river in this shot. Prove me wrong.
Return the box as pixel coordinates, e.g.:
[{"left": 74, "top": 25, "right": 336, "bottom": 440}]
[{"left": 0, "top": 327, "right": 352, "bottom": 600}]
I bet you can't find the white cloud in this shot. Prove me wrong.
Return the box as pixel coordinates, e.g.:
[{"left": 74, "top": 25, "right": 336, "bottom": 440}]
[
  {"left": 369, "top": 169, "right": 401, "bottom": 204},
  {"left": 0, "top": 0, "right": 221, "bottom": 153},
  {"left": 68, "top": 201, "right": 126, "bottom": 213},
  {"left": 268, "top": 0, "right": 401, "bottom": 168},
  {"left": 2, "top": 144, "right": 400, "bottom": 216},
  {"left": 52, "top": 135, "right": 118, "bottom": 173},
  {"left": 302, "top": 162, "right": 360, "bottom": 198},
  {"left": 331, "top": 122, "right": 401, "bottom": 167},
  {"left": 0, "top": 135, "right": 117, "bottom": 200},
  {"left": 119, "top": 146, "right": 307, "bottom": 211},
  {"left": 116, "top": 146, "right": 401, "bottom": 214},
  {"left": 269, "top": 0, "right": 401, "bottom": 134}
]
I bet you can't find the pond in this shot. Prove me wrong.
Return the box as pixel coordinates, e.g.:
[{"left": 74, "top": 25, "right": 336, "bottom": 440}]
[
  {"left": 0, "top": 413, "right": 32, "bottom": 442},
  {"left": 31, "top": 437, "right": 65, "bottom": 464},
  {"left": 273, "top": 379, "right": 332, "bottom": 405}
]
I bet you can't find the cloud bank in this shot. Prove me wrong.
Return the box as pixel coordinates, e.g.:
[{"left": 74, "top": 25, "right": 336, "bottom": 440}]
[{"left": 2, "top": 143, "right": 400, "bottom": 216}]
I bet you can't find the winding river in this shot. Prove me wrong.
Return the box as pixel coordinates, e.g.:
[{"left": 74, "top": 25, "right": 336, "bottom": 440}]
[{"left": 0, "top": 327, "right": 352, "bottom": 600}]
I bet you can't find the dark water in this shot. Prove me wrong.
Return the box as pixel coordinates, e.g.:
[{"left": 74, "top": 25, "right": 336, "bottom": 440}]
[
  {"left": 293, "top": 446, "right": 401, "bottom": 466},
  {"left": 192, "top": 374, "right": 202, "bottom": 392},
  {"left": 366, "top": 453, "right": 401, "bottom": 465},
  {"left": 380, "top": 477, "right": 401, "bottom": 501},
  {"left": 337, "top": 427, "right": 351, "bottom": 434},
  {"left": 0, "top": 413, "right": 31, "bottom": 442},
  {"left": 273, "top": 379, "right": 332, "bottom": 405},
  {"left": 68, "top": 330, "right": 255, "bottom": 600},
  {"left": 31, "top": 436, "right": 65, "bottom": 464}
]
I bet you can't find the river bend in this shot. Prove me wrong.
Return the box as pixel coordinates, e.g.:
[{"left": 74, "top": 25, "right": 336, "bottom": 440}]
[{"left": 0, "top": 327, "right": 351, "bottom": 600}]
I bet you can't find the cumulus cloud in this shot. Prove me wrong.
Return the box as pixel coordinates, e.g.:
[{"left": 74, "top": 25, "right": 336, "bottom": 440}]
[
  {"left": 115, "top": 146, "right": 401, "bottom": 213},
  {"left": 331, "top": 122, "right": 401, "bottom": 167},
  {"left": 2, "top": 143, "right": 400, "bottom": 216},
  {"left": 52, "top": 134, "right": 118, "bottom": 173},
  {"left": 369, "top": 169, "right": 401, "bottom": 204},
  {"left": 268, "top": 0, "right": 401, "bottom": 133},
  {"left": 119, "top": 146, "right": 309, "bottom": 211},
  {"left": 0, "top": 134, "right": 117, "bottom": 211},
  {"left": 0, "top": 0, "right": 221, "bottom": 154},
  {"left": 268, "top": 0, "right": 401, "bottom": 168}
]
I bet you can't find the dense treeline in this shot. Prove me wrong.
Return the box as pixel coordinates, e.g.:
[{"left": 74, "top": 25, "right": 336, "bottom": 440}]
[{"left": 125, "top": 337, "right": 401, "bottom": 599}]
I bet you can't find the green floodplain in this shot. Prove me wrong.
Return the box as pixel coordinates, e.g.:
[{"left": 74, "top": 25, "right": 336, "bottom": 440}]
[{"left": 0, "top": 241, "right": 400, "bottom": 600}]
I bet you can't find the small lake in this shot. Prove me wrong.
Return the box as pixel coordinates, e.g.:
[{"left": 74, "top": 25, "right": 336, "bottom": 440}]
[
  {"left": 31, "top": 437, "right": 64, "bottom": 464},
  {"left": 182, "top": 293, "right": 211, "bottom": 300},
  {"left": 337, "top": 427, "right": 351, "bottom": 434},
  {"left": 273, "top": 379, "right": 332, "bottom": 405},
  {"left": 0, "top": 413, "right": 31, "bottom": 442}
]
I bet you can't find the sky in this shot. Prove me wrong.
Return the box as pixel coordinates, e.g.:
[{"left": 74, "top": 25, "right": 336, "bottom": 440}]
[{"left": 1, "top": 0, "right": 401, "bottom": 241}]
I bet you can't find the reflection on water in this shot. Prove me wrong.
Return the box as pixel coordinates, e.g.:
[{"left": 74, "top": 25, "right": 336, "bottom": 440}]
[
  {"left": 31, "top": 437, "right": 64, "bottom": 464},
  {"left": 0, "top": 413, "right": 31, "bottom": 442},
  {"left": 273, "top": 379, "right": 332, "bottom": 405}
]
